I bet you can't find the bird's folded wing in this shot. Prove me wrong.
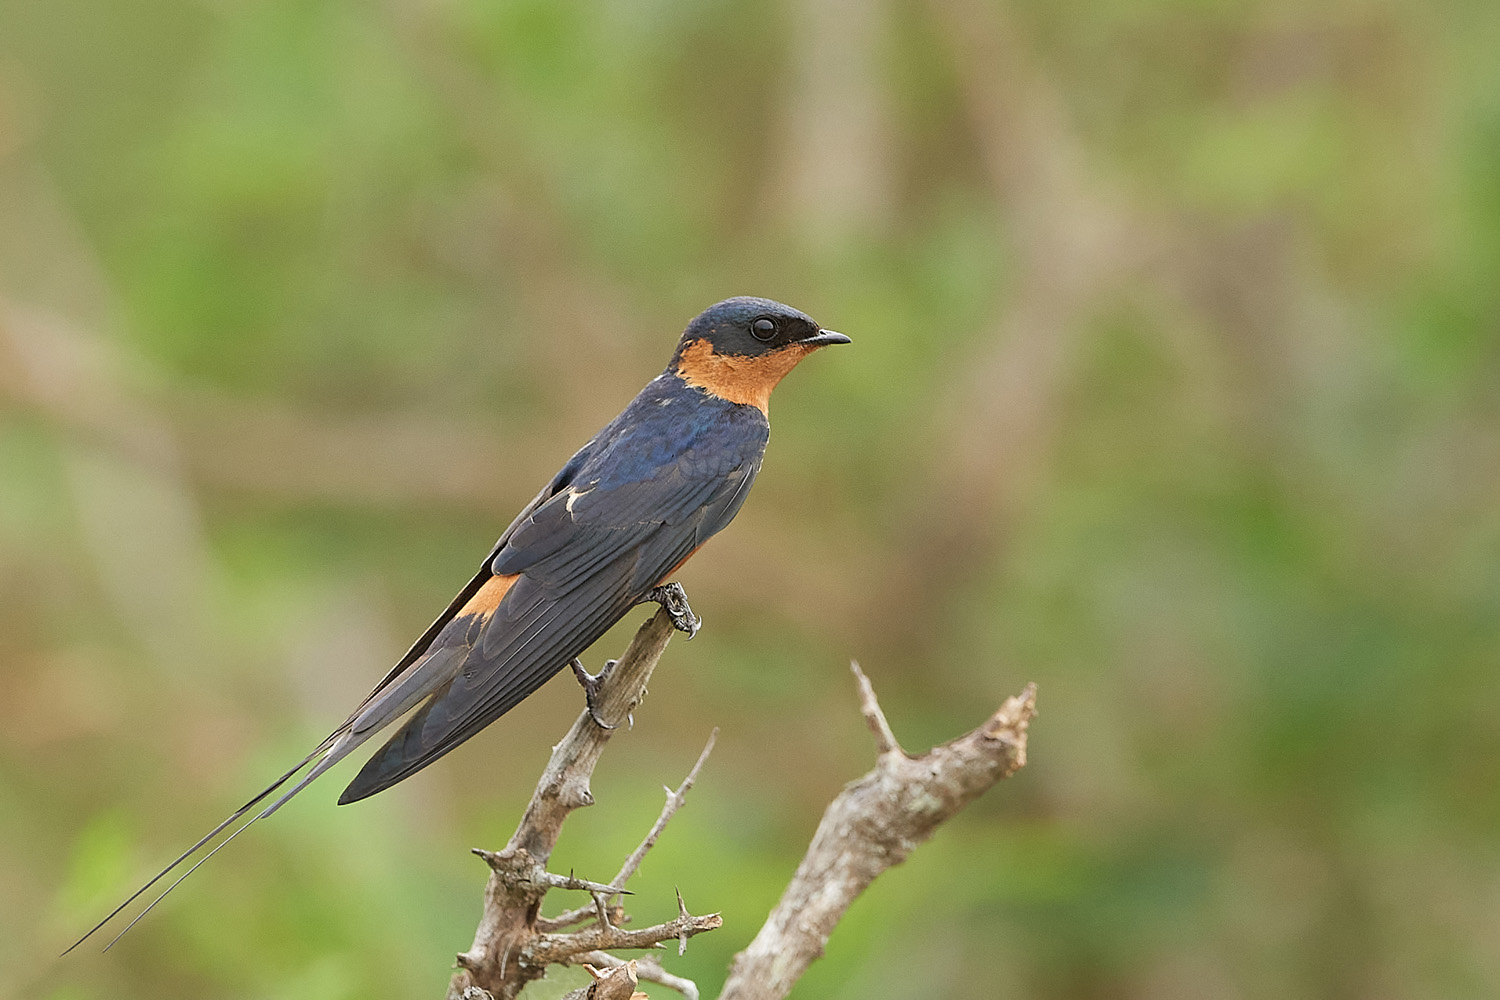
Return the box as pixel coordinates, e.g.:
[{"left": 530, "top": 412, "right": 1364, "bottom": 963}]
[{"left": 337, "top": 462, "right": 753, "bottom": 803}]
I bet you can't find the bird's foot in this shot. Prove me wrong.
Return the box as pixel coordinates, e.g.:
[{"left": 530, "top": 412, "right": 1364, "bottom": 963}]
[
  {"left": 643, "top": 582, "right": 700, "bottom": 638},
  {"left": 570, "top": 657, "right": 618, "bottom": 730}
]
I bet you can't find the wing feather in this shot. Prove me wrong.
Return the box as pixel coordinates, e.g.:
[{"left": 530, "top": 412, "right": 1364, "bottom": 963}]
[{"left": 339, "top": 469, "right": 740, "bottom": 803}]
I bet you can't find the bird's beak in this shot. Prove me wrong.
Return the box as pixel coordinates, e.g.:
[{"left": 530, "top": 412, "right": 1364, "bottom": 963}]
[{"left": 798, "top": 330, "right": 852, "bottom": 349}]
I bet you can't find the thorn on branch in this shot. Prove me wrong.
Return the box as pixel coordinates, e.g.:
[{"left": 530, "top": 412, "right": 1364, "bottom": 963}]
[
  {"left": 539, "top": 729, "right": 717, "bottom": 932},
  {"left": 674, "top": 887, "right": 690, "bottom": 956},
  {"left": 469, "top": 847, "right": 630, "bottom": 897},
  {"left": 544, "top": 871, "right": 631, "bottom": 896},
  {"left": 528, "top": 909, "right": 723, "bottom": 966}
]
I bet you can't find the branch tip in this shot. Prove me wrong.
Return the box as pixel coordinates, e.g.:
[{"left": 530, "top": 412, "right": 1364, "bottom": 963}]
[
  {"left": 983, "top": 682, "right": 1038, "bottom": 744},
  {"left": 675, "top": 886, "right": 691, "bottom": 955},
  {"left": 850, "top": 660, "right": 904, "bottom": 758},
  {"left": 568, "top": 960, "right": 641, "bottom": 1000},
  {"left": 718, "top": 680, "right": 1037, "bottom": 999},
  {"left": 579, "top": 952, "right": 702, "bottom": 1000}
]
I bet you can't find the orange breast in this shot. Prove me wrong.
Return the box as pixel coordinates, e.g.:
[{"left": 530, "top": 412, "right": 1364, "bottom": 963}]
[{"left": 675, "top": 339, "right": 815, "bottom": 415}]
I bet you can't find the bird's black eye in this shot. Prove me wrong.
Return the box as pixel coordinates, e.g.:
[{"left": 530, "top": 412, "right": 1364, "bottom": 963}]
[{"left": 751, "top": 317, "right": 777, "bottom": 341}]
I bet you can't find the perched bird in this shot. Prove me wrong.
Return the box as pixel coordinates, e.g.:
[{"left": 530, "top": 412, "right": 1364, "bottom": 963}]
[{"left": 70, "top": 295, "right": 849, "bottom": 951}]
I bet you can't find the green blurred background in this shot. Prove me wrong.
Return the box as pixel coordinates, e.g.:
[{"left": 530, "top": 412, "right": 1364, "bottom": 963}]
[{"left": 3, "top": 0, "right": 1499, "bottom": 997}]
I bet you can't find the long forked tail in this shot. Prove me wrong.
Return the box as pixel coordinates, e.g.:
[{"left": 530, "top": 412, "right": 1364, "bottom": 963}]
[
  {"left": 63, "top": 731, "right": 345, "bottom": 955},
  {"left": 64, "top": 581, "right": 485, "bottom": 954},
  {"left": 64, "top": 639, "right": 461, "bottom": 954}
]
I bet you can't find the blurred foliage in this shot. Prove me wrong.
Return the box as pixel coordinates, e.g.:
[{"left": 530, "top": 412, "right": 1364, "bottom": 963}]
[{"left": 2, "top": 0, "right": 1499, "bottom": 998}]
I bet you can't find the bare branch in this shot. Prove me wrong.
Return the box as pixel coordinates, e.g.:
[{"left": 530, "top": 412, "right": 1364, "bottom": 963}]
[
  {"left": 559, "top": 961, "right": 646, "bottom": 1000},
  {"left": 674, "top": 888, "right": 690, "bottom": 957},
  {"left": 718, "top": 676, "right": 1038, "bottom": 1000},
  {"left": 470, "top": 849, "right": 631, "bottom": 898},
  {"left": 849, "top": 661, "right": 903, "bottom": 757},
  {"left": 539, "top": 728, "right": 718, "bottom": 932},
  {"left": 617, "top": 732, "right": 717, "bottom": 897},
  {"left": 530, "top": 910, "right": 724, "bottom": 966},
  {"left": 533, "top": 904, "right": 624, "bottom": 935},
  {"left": 510, "top": 614, "right": 678, "bottom": 862},
  {"left": 569, "top": 953, "right": 701, "bottom": 1000},
  {"left": 444, "top": 600, "right": 1035, "bottom": 1000},
  {"left": 448, "top": 609, "right": 684, "bottom": 1000}
]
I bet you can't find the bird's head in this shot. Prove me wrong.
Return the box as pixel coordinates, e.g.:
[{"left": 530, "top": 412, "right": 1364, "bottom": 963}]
[{"left": 670, "top": 297, "right": 850, "bottom": 414}]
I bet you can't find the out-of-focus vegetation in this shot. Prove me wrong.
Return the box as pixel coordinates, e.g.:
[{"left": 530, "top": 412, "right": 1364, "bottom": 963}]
[{"left": 3, "top": 0, "right": 1498, "bottom": 997}]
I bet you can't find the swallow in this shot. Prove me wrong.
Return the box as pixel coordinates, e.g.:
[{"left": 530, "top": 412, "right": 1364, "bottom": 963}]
[{"left": 69, "top": 295, "right": 849, "bottom": 951}]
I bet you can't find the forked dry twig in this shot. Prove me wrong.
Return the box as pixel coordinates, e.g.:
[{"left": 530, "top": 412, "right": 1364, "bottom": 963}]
[
  {"left": 445, "top": 612, "right": 1036, "bottom": 1000},
  {"left": 446, "top": 610, "right": 718, "bottom": 1000}
]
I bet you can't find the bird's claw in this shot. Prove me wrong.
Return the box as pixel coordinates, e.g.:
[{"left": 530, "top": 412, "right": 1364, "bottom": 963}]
[
  {"left": 570, "top": 657, "right": 617, "bottom": 730},
  {"left": 643, "top": 582, "right": 701, "bottom": 638}
]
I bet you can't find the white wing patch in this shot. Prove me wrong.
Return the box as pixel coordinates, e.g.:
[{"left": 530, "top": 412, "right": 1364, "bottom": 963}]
[{"left": 564, "top": 485, "right": 594, "bottom": 514}]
